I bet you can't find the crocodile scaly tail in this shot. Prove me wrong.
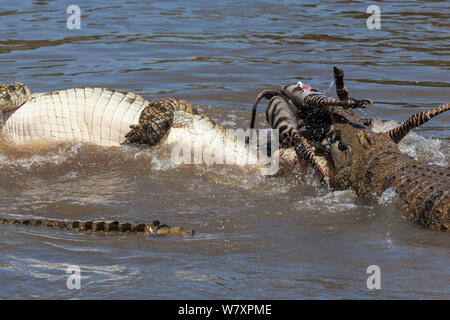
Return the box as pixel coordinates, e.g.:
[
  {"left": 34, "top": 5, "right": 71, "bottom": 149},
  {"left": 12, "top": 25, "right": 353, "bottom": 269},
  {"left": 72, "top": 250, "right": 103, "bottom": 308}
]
[{"left": 0, "top": 217, "right": 194, "bottom": 237}]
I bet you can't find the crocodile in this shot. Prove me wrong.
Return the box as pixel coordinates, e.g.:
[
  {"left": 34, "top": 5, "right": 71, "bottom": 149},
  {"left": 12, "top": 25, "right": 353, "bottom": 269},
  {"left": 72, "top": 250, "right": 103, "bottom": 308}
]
[
  {"left": 0, "top": 82, "right": 301, "bottom": 172},
  {"left": 323, "top": 104, "right": 449, "bottom": 230},
  {"left": 0, "top": 83, "right": 235, "bottom": 148},
  {"left": 0, "top": 82, "right": 318, "bottom": 237},
  {"left": 0, "top": 217, "right": 194, "bottom": 237}
]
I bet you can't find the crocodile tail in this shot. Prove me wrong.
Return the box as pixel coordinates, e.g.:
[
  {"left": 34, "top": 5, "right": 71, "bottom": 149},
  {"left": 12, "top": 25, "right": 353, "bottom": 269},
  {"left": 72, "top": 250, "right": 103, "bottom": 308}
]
[
  {"left": 387, "top": 103, "right": 450, "bottom": 143},
  {"left": 0, "top": 218, "right": 194, "bottom": 236}
]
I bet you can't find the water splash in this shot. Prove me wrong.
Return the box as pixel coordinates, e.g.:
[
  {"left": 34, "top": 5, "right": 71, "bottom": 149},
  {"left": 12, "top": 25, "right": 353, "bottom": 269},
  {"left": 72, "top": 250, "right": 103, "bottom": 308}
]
[
  {"left": 370, "top": 120, "right": 447, "bottom": 166},
  {"left": 377, "top": 188, "right": 398, "bottom": 205}
]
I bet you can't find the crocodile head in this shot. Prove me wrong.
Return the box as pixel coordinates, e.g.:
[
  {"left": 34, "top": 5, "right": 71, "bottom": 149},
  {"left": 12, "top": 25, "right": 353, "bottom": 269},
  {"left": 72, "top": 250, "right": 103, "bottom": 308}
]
[
  {"left": 323, "top": 121, "right": 400, "bottom": 190},
  {"left": 0, "top": 82, "right": 31, "bottom": 113}
]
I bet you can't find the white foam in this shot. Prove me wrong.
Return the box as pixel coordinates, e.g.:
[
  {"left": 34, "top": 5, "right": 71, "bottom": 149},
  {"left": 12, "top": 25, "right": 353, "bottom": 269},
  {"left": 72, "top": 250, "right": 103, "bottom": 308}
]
[
  {"left": 295, "top": 190, "right": 359, "bottom": 213},
  {"left": 377, "top": 188, "right": 398, "bottom": 205},
  {"left": 0, "top": 143, "right": 82, "bottom": 169},
  {"left": 370, "top": 120, "right": 447, "bottom": 166},
  {"left": 220, "top": 120, "right": 236, "bottom": 126}
]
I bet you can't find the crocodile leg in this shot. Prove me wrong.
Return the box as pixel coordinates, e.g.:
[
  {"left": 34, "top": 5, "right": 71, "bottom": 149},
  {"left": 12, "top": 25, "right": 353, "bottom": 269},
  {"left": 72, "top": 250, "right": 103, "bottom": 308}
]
[
  {"left": 0, "top": 82, "right": 31, "bottom": 113},
  {"left": 123, "top": 99, "right": 175, "bottom": 146}
]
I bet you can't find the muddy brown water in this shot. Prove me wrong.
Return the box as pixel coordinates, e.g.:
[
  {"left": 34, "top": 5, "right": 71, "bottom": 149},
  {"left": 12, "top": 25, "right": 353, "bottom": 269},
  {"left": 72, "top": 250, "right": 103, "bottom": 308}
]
[{"left": 0, "top": 0, "right": 449, "bottom": 299}]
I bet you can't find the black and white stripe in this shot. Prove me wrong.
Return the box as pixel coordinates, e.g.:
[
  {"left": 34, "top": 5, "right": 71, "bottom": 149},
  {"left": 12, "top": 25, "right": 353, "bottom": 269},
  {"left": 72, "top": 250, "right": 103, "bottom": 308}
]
[
  {"left": 265, "top": 95, "right": 300, "bottom": 146},
  {"left": 264, "top": 94, "right": 331, "bottom": 186}
]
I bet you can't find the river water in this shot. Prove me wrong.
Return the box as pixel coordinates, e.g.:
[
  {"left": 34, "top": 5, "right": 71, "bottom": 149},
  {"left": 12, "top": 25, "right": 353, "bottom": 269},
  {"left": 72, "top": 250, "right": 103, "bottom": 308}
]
[{"left": 0, "top": 0, "right": 449, "bottom": 299}]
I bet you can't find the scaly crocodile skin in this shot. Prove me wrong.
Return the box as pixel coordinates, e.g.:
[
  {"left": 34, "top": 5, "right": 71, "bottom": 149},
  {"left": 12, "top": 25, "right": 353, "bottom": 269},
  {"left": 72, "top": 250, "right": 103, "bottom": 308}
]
[
  {"left": 0, "top": 82, "right": 31, "bottom": 113},
  {"left": 328, "top": 122, "right": 449, "bottom": 231},
  {"left": 0, "top": 217, "right": 194, "bottom": 236},
  {"left": 124, "top": 98, "right": 175, "bottom": 146}
]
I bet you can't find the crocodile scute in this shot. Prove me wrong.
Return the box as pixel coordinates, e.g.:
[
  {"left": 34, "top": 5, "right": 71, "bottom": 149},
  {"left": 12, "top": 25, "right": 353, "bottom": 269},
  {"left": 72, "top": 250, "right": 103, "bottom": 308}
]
[{"left": 0, "top": 217, "right": 194, "bottom": 237}]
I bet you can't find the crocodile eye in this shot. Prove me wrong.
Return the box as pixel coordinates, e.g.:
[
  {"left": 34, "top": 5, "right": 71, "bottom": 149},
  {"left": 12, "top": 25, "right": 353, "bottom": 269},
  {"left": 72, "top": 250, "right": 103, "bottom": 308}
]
[
  {"left": 8, "top": 85, "right": 16, "bottom": 91},
  {"left": 338, "top": 141, "right": 347, "bottom": 151},
  {"left": 328, "top": 130, "right": 341, "bottom": 144}
]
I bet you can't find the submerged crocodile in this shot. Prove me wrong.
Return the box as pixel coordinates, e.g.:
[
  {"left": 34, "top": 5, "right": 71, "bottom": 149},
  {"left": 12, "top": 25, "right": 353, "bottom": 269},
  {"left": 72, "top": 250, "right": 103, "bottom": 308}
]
[{"left": 0, "top": 217, "right": 194, "bottom": 237}]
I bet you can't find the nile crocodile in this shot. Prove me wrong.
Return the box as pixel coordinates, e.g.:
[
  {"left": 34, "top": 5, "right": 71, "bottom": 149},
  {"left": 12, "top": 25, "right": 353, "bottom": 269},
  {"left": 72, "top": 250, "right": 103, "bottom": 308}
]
[{"left": 0, "top": 83, "right": 239, "bottom": 148}]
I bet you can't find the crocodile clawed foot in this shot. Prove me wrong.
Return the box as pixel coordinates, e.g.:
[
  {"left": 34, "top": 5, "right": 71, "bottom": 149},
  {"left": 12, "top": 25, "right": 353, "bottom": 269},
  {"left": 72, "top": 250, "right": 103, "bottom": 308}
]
[{"left": 123, "top": 125, "right": 143, "bottom": 145}]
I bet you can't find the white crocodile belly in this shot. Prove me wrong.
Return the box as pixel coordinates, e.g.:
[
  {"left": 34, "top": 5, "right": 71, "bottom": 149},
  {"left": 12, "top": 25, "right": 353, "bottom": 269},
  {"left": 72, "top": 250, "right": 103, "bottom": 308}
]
[{"left": 3, "top": 88, "right": 149, "bottom": 147}]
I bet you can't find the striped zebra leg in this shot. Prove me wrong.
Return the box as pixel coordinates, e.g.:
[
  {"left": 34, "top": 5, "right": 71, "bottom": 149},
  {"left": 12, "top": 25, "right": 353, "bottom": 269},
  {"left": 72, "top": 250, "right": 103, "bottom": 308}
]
[
  {"left": 387, "top": 103, "right": 450, "bottom": 143},
  {"left": 304, "top": 93, "right": 373, "bottom": 110},
  {"left": 293, "top": 134, "right": 331, "bottom": 187},
  {"left": 333, "top": 65, "right": 349, "bottom": 101},
  {"left": 265, "top": 96, "right": 331, "bottom": 187}
]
